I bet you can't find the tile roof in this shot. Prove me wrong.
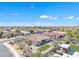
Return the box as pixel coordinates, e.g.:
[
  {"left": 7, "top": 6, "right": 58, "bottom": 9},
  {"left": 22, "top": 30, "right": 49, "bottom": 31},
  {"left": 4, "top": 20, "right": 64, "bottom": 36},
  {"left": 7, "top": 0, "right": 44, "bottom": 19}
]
[
  {"left": 26, "top": 34, "right": 50, "bottom": 42},
  {"left": 42, "top": 31, "right": 65, "bottom": 37}
]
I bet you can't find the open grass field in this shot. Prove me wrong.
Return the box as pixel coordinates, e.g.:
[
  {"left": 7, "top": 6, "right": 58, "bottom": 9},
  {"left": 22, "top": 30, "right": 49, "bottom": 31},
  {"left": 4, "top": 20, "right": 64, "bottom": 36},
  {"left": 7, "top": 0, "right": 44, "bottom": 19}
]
[
  {"left": 38, "top": 44, "right": 51, "bottom": 51},
  {"left": 70, "top": 44, "right": 79, "bottom": 52}
]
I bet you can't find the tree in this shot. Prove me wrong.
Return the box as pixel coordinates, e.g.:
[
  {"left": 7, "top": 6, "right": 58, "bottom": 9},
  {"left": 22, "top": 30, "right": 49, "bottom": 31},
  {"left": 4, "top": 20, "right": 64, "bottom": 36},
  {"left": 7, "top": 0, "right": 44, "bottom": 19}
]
[
  {"left": 28, "top": 40, "right": 32, "bottom": 46},
  {"left": 11, "top": 33, "right": 14, "bottom": 37},
  {"left": 0, "top": 31, "right": 4, "bottom": 38},
  {"left": 30, "top": 30, "right": 35, "bottom": 34}
]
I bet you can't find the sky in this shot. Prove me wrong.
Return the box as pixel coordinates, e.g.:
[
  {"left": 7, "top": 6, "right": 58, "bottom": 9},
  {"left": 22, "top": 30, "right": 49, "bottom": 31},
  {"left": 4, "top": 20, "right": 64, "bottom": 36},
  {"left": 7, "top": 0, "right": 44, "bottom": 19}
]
[{"left": 0, "top": 2, "right": 79, "bottom": 26}]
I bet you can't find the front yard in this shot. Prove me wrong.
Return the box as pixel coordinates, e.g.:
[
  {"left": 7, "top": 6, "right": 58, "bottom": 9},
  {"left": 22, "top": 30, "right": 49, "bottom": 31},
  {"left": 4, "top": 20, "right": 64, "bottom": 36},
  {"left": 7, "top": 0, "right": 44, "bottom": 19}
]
[{"left": 38, "top": 44, "right": 51, "bottom": 51}]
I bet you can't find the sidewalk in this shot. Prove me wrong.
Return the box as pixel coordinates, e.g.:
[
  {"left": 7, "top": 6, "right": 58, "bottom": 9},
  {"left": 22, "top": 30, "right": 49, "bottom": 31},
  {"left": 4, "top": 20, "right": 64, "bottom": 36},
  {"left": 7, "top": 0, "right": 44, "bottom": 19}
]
[{"left": 3, "top": 42, "right": 20, "bottom": 57}]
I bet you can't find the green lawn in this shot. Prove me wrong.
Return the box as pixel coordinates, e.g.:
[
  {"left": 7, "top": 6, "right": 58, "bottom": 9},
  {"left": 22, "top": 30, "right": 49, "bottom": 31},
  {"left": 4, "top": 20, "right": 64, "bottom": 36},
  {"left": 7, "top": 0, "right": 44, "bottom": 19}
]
[
  {"left": 38, "top": 44, "right": 51, "bottom": 51},
  {"left": 70, "top": 44, "right": 79, "bottom": 52}
]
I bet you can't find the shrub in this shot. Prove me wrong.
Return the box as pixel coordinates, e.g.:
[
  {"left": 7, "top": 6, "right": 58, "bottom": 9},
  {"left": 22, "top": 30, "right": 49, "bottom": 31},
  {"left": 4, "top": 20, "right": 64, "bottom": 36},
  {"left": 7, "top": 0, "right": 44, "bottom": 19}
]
[{"left": 9, "top": 42, "right": 14, "bottom": 45}]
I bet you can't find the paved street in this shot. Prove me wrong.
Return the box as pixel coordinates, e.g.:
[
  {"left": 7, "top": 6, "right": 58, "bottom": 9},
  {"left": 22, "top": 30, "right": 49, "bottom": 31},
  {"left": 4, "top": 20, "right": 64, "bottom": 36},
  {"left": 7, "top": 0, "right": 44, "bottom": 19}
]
[
  {"left": 0, "top": 38, "right": 16, "bottom": 57},
  {"left": 0, "top": 43, "right": 14, "bottom": 57}
]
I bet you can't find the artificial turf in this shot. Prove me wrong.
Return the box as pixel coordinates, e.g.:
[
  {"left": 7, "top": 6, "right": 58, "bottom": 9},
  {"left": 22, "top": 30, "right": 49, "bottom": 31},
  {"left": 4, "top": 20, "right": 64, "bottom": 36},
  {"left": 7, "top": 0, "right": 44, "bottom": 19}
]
[
  {"left": 70, "top": 44, "right": 79, "bottom": 52},
  {"left": 38, "top": 44, "right": 51, "bottom": 51}
]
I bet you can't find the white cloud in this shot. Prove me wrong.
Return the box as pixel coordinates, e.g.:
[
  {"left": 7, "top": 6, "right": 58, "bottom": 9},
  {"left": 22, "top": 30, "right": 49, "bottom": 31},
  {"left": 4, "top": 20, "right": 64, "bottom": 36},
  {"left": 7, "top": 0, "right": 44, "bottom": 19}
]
[
  {"left": 40, "top": 15, "right": 48, "bottom": 19},
  {"left": 40, "top": 15, "right": 58, "bottom": 20},
  {"left": 67, "top": 16, "right": 74, "bottom": 19},
  {"left": 11, "top": 13, "right": 20, "bottom": 16},
  {"left": 49, "top": 15, "right": 58, "bottom": 20}
]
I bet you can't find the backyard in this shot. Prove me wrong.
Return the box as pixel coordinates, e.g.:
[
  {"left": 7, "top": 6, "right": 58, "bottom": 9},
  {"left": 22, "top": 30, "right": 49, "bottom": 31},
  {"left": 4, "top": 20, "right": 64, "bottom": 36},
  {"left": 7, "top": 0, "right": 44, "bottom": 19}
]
[
  {"left": 38, "top": 44, "right": 51, "bottom": 51},
  {"left": 70, "top": 44, "right": 79, "bottom": 52}
]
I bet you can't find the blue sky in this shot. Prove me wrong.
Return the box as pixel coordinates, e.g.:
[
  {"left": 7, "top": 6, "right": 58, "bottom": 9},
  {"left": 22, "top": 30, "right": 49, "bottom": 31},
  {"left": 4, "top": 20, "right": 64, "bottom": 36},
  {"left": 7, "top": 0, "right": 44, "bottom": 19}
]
[{"left": 0, "top": 2, "right": 79, "bottom": 26}]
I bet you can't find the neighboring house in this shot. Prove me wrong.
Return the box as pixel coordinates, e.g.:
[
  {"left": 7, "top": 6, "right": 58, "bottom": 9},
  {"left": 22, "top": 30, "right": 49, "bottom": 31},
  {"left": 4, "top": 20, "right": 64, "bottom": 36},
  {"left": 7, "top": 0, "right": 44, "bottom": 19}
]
[
  {"left": 72, "top": 52, "right": 79, "bottom": 57},
  {"left": 41, "top": 31, "right": 65, "bottom": 39},
  {"left": 59, "top": 44, "right": 71, "bottom": 54},
  {"left": 21, "top": 31, "right": 30, "bottom": 36},
  {"left": 59, "top": 44, "right": 79, "bottom": 57},
  {"left": 2, "top": 31, "right": 10, "bottom": 38},
  {"left": 60, "top": 44, "right": 70, "bottom": 50},
  {"left": 2, "top": 29, "right": 22, "bottom": 38},
  {"left": 11, "top": 29, "right": 23, "bottom": 36},
  {"left": 34, "top": 30, "right": 44, "bottom": 34}
]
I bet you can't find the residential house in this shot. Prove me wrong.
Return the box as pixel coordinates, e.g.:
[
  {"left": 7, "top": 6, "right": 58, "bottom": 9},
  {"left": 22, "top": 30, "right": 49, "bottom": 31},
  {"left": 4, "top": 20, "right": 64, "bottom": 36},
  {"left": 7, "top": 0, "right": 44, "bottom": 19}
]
[{"left": 21, "top": 34, "right": 50, "bottom": 46}]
